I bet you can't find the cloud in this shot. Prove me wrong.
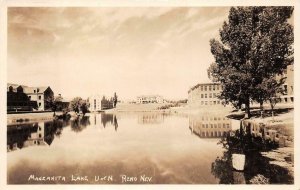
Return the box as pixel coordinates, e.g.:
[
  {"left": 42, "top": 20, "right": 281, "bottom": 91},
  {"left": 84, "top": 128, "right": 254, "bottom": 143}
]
[{"left": 8, "top": 7, "right": 231, "bottom": 99}]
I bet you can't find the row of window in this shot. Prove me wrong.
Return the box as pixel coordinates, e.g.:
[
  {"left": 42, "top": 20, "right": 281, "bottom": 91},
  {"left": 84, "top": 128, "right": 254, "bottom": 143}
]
[
  {"left": 28, "top": 95, "right": 42, "bottom": 100},
  {"left": 200, "top": 117, "right": 229, "bottom": 121},
  {"left": 200, "top": 131, "right": 227, "bottom": 137},
  {"left": 199, "top": 85, "right": 221, "bottom": 91},
  {"left": 200, "top": 93, "right": 218, "bottom": 98},
  {"left": 200, "top": 101, "right": 221, "bottom": 105},
  {"left": 200, "top": 123, "right": 231, "bottom": 128}
]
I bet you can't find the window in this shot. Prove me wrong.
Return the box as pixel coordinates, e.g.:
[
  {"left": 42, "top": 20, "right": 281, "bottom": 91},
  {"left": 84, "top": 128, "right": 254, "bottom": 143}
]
[
  {"left": 214, "top": 101, "right": 216, "bottom": 105},
  {"left": 284, "top": 85, "right": 288, "bottom": 94},
  {"left": 94, "top": 99, "right": 96, "bottom": 110},
  {"left": 28, "top": 96, "right": 31, "bottom": 100},
  {"left": 205, "top": 101, "right": 208, "bottom": 105},
  {"left": 209, "top": 93, "right": 212, "bottom": 98},
  {"left": 291, "top": 97, "right": 294, "bottom": 102},
  {"left": 204, "top": 86, "right": 207, "bottom": 91},
  {"left": 38, "top": 96, "right": 41, "bottom": 100},
  {"left": 201, "top": 86, "right": 203, "bottom": 91},
  {"left": 201, "top": 94, "right": 204, "bottom": 98},
  {"left": 34, "top": 90, "right": 36, "bottom": 93},
  {"left": 201, "top": 101, "right": 204, "bottom": 105},
  {"left": 209, "top": 86, "right": 211, "bottom": 91},
  {"left": 205, "top": 94, "right": 207, "bottom": 98},
  {"left": 213, "top": 85, "right": 215, "bottom": 91},
  {"left": 39, "top": 134, "right": 42, "bottom": 138},
  {"left": 39, "top": 102, "right": 41, "bottom": 107}
]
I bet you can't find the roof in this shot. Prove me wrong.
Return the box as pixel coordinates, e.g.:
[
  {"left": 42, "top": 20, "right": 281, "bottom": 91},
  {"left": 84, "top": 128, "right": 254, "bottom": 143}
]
[
  {"left": 137, "top": 95, "right": 162, "bottom": 98},
  {"left": 23, "top": 86, "right": 49, "bottom": 94},
  {"left": 188, "top": 82, "right": 221, "bottom": 93}
]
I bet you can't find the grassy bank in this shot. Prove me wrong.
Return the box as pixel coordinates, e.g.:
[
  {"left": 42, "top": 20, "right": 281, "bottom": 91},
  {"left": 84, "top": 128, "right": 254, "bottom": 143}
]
[
  {"left": 7, "top": 111, "right": 62, "bottom": 125},
  {"left": 228, "top": 107, "right": 294, "bottom": 175}
]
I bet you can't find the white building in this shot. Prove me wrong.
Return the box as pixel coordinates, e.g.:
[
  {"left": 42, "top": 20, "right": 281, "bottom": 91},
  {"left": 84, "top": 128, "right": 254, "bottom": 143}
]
[
  {"left": 136, "top": 95, "right": 164, "bottom": 104},
  {"left": 89, "top": 94, "right": 102, "bottom": 112}
]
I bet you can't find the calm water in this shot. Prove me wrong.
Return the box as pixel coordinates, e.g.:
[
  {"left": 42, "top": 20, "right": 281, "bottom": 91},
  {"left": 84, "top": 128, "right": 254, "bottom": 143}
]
[{"left": 7, "top": 112, "right": 292, "bottom": 184}]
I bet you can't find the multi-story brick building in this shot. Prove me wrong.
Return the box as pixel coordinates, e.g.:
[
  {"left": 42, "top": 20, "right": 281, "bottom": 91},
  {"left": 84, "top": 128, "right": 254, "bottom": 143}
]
[
  {"left": 23, "top": 86, "right": 54, "bottom": 111},
  {"left": 189, "top": 64, "right": 294, "bottom": 108},
  {"left": 7, "top": 84, "right": 53, "bottom": 111},
  {"left": 188, "top": 82, "right": 223, "bottom": 107},
  {"left": 278, "top": 64, "right": 294, "bottom": 103}
]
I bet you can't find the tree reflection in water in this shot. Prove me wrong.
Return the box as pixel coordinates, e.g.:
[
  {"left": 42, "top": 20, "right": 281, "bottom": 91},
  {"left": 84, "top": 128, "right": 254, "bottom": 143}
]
[
  {"left": 70, "top": 116, "right": 90, "bottom": 133},
  {"left": 211, "top": 122, "right": 293, "bottom": 184},
  {"left": 101, "top": 114, "right": 118, "bottom": 131}
]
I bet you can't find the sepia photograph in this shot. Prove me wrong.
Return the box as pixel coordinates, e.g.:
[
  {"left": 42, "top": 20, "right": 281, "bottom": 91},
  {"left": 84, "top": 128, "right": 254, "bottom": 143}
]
[{"left": 5, "top": 5, "right": 295, "bottom": 186}]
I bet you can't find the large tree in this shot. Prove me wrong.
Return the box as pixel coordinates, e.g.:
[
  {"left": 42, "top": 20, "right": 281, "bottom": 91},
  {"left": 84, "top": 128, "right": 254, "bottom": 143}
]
[
  {"left": 69, "top": 97, "right": 89, "bottom": 115},
  {"left": 208, "top": 7, "right": 293, "bottom": 118}
]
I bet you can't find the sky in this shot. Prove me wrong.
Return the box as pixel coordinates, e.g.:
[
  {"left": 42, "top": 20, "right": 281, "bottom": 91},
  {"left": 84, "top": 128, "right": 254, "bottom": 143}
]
[{"left": 8, "top": 7, "right": 235, "bottom": 101}]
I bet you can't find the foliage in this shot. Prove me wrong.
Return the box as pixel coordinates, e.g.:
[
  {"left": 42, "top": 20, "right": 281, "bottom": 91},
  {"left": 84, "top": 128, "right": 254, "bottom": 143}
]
[
  {"left": 113, "top": 92, "right": 118, "bottom": 108},
  {"left": 208, "top": 7, "right": 294, "bottom": 118},
  {"left": 69, "top": 97, "right": 89, "bottom": 115},
  {"left": 101, "top": 96, "right": 114, "bottom": 110}
]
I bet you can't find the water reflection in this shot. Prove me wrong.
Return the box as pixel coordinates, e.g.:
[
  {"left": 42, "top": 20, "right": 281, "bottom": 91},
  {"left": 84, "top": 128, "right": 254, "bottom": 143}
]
[
  {"left": 71, "top": 116, "right": 90, "bottom": 132},
  {"left": 101, "top": 114, "right": 118, "bottom": 131},
  {"left": 7, "top": 112, "right": 293, "bottom": 184},
  {"left": 211, "top": 126, "right": 293, "bottom": 184},
  {"left": 7, "top": 120, "right": 67, "bottom": 152},
  {"left": 137, "top": 113, "right": 165, "bottom": 124},
  {"left": 189, "top": 114, "right": 232, "bottom": 138}
]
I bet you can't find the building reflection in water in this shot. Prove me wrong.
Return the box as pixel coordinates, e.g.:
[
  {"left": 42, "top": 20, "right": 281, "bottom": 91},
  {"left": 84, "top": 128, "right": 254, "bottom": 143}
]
[
  {"left": 92, "top": 113, "right": 118, "bottom": 131},
  {"left": 7, "top": 119, "right": 69, "bottom": 152},
  {"left": 210, "top": 128, "right": 293, "bottom": 184},
  {"left": 137, "top": 113, "right": 164, "bottom": 124},
  {"left": 189, "top": 114, "right": 232, "bottom": 138}
]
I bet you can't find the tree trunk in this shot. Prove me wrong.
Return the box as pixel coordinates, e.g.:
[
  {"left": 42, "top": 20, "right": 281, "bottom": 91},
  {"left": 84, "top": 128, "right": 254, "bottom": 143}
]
[
  {"left": 244, "top": 99, "right": 251, "bottom": 118},
  {"left": 259, "top": 101, "right": 263, "bottom": 110}
]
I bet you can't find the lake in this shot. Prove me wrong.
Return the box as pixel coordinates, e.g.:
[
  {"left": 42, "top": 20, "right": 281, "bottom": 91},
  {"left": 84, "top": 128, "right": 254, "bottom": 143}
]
[{"left": 7, "top": 112, "right": 292, "bottom": 184}]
